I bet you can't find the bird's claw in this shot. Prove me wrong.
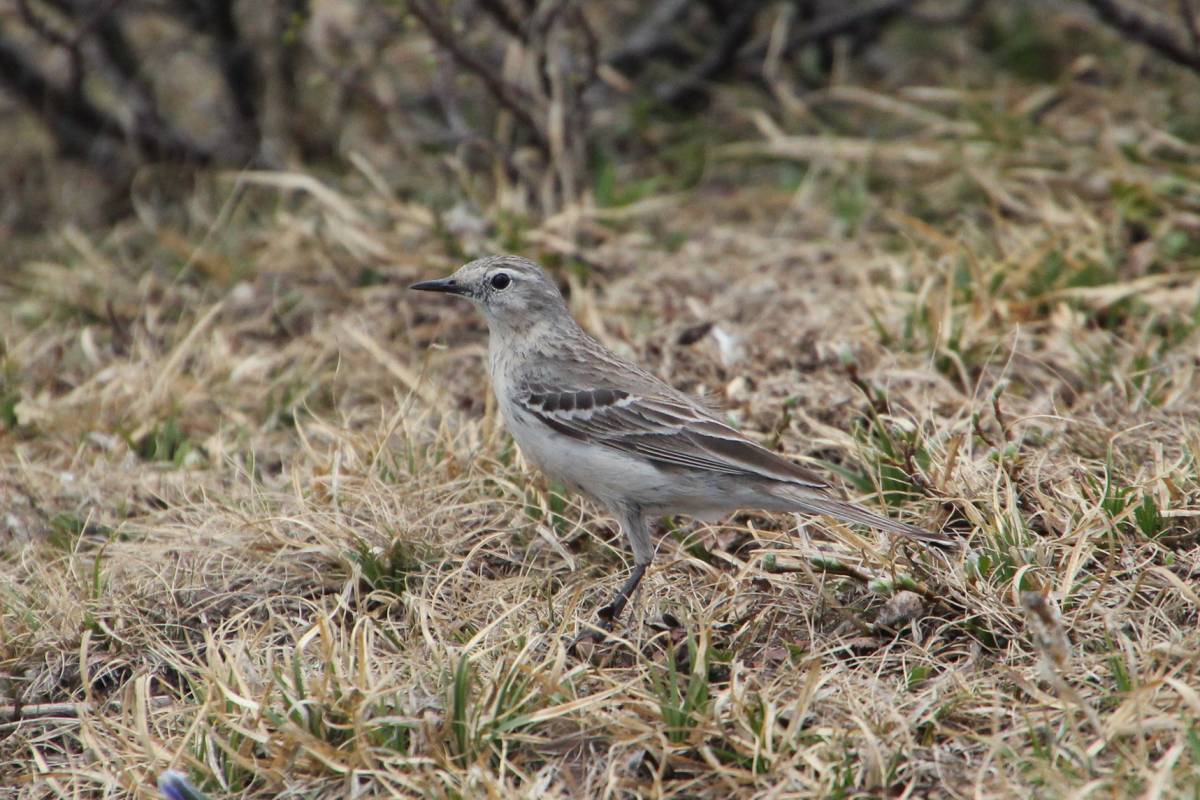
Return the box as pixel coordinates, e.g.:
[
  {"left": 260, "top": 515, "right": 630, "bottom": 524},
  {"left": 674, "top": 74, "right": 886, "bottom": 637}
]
[{"left": 566, "top": 616, "right": 613, "bottom": 655}]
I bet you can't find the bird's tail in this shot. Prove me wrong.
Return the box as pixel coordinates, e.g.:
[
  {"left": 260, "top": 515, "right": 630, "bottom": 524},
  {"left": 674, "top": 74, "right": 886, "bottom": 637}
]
[{"left": 771, "top": 486, "right": 956, "bottom": 546}]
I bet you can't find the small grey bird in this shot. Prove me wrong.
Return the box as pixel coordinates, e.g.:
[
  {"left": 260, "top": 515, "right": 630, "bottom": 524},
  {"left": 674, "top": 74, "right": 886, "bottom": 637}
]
[{"left": 411, "top": 255, "right": 951, "bottom": 639}]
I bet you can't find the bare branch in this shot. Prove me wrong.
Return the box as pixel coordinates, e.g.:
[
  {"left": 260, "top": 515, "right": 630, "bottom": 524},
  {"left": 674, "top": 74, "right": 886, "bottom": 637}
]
[
  {"left": 605, "top": 0, "right": 693, "bottom": 75},
  {"left": 744, "top": 0, "right": 918, "bottom": 63},
  {"left": 407, "top": 0, "right": 549, "bottom": 154},
  {"left": 655, "top": 0, "right": 767, "bottom": 108},
  {"left": 0, "top": 18, "right": 211, "bottom": 169},
  {"left": 0, "top": 24, "right": 125, "bottom": 176},
  {"left": 171, "top": 0, "right": 265, "bottom": 160},
  {"left": 478, "top": 0, "right": 526, "bottom": 40},
  {"left": 1182, "top": 0, "right": 1200, "bottom": 52},
  {"left": 16, "top": 0, "right": 85, "bottom": 101},
  {"left": 1082, "top": 0, "right": 1200, "bottom": 73},
  {"left": 570, "top": 4, "right": 600, "bottom": 91},
  {"left": 86, "top": 3, "right": 213, "bottom": 163}
]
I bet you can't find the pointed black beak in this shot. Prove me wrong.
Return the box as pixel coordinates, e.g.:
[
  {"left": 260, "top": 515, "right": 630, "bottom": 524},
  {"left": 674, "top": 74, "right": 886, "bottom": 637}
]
[{"left": 409, "top": 277, "right": 467, "bottom": 295}]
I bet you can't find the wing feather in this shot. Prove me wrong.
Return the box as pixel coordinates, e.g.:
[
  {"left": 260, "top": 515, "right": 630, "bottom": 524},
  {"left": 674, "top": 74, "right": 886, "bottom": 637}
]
[{"left": 517, "top": 385, "right": 827, "bottom": 489}]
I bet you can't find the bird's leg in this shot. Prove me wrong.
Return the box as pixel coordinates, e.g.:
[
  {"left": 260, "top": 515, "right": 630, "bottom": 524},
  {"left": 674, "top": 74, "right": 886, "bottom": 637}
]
[
  {"left": 597, "top": 562, "right": 648, "bottom": 623},
  {"left": 567, "top": 563, "right": 648, "bottom": 653},
  {"left": 568, "top": 508, "right": 651, "bottom": 652},
  {"left": 598, "top": 507, "right": 652, "bottom": 625}
]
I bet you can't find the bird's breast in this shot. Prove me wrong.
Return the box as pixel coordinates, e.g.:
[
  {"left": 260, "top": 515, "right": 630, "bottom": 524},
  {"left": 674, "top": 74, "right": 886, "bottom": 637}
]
[{"left": 494, "top": 390, "right": 665, "bottom": 506}]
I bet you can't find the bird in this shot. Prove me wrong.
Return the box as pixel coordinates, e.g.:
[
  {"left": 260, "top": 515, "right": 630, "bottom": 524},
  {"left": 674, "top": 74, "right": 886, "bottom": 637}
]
[{"left": 410, "top": 255, "right": 952, "bottom": 642}]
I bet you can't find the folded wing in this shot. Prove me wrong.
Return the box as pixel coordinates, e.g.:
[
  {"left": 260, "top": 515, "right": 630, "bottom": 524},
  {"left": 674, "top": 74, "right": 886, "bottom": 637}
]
[{"left": 518, "top": 384, "right": 829, "bottom": 490}]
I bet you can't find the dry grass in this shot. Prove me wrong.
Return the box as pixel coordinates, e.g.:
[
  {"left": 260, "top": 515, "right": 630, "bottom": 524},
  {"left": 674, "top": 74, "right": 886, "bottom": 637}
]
[{"left": 4, "top": 19, "right": 1200, "bottom": 800}]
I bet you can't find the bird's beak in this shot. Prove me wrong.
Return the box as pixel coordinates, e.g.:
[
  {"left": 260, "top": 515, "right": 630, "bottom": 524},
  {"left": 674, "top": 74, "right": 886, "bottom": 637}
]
[{"left": 409, "top": 277, "right": 468, "bottom": 295}]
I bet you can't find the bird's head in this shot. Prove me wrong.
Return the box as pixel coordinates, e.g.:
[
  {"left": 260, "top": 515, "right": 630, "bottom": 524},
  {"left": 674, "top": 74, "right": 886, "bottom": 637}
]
[{"left": 409, "top": 255, "right": 570, "bottom": 331}]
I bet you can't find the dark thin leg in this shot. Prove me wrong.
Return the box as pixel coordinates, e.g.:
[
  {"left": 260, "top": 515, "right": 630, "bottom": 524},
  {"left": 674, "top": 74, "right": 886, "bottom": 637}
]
[
  {"left": 597, "top": 562, "right": 648, "bottom": 622},
  {"left": 567, "top": 562, "right": 649, "bottom": 653}
]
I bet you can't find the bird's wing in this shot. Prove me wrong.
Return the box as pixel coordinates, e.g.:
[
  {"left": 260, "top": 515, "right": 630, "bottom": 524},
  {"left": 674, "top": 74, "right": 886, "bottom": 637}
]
[{"left": 516, "top": 381, "right": 829, "bottom": 489}]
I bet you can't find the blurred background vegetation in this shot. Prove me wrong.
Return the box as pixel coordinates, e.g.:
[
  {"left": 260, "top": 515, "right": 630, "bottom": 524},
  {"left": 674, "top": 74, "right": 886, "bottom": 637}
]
[{"left": 2, "top": 0, "right": 1198, "bottom": 235}]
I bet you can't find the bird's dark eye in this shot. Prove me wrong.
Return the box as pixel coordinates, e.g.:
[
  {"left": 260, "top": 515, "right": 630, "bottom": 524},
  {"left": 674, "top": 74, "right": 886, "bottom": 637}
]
[{"left": 490, "top": 272, "right": 511, "bottom": 290}]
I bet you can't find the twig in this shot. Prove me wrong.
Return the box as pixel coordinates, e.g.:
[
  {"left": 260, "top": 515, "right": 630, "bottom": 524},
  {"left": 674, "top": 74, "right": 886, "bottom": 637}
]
[
  {"left": 656, "top": 0, "right": 766, "bottom": 107},
  {"left": 207, "top": 0, "right": 264, "bottom": 159},
  {"left": 605, "top": 0, "right": 693, "bottom": 75},
  {"left": 407, "top": 0, "right": 549, "bottom": 154},
  {"left": 478, "top": 0, "right": 526, "bottom": 40},
  {"left": 89, "top": 1, "right": 213, "bottom": 163},
  {"left": 570, "top": 4, "right": 600, "bottom": 91},
  {"left": 32, "top": 0, "right": 215, "bottom": 165},
  {"left": 0, "top": 697, "right": 174, "bottom": 732},
  {"left": 744, "top": 0, "right": 918, "bottom": 63},
  {"left": 171, "top": 0, "right": 265, "bottom": 161},
  {"left": 1179, "top": 0, "right": 1200, "bottom": 51},
  {"left": 17, "top": 0, "right": 85, "bottom": 100},
  {"left": 0, "top": 29, "right": 126, "bottom": 173},
  {"left": 1082, "top": 0, "right": 1200, "bottom": 73}
]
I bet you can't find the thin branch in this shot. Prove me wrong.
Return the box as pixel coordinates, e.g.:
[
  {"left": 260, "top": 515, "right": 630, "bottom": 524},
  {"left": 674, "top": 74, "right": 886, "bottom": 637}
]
[
  {"left": 171, "top": 0, "right": 265, "bottom": 160},
  {"left": 16, "top": 0, "right": 85, "bottom": 101},
  {"left": 0, "top": 20, "right": 211, "bottom": 169},
  {"left": 38, "top": 0, "right": 209, "bottom": 162},
  {"left": 478, "top": 0, "right": 526, "bottom": 40},
  {"left": 605, "top": 0, "right": 694, "bottom": 75},
  {"left": 0, "top": 26, "right": 123, "bottom": 169},
  {"left": 208, "top": 0, "right": 264, "bottom": 156},
  {"left": 1082, "top": 0, "right": 1200, "bottom": 73},
  {"left": 0, "top": 697, "right": 174, "bottom": 733},
  {"left": 571, "top": 4, "right": 600, "bottom": 91},
  {"left": 85, "top": 3, "right": 213, "bottom": 163},
  {"left": 744, "top": 0, "right": 919, "bottom": 63},
  {"left": 656, "top": 0, "right": 767, "bottom": 108},
  {"left": 276, "top": 0, "right": 332, "bottom": 160},
  {"left": 1182, "top": 0, "right": 1200, "bottom": 52},
  {"left": 407, "top": 0, "right": 549, "bottom": 154}
]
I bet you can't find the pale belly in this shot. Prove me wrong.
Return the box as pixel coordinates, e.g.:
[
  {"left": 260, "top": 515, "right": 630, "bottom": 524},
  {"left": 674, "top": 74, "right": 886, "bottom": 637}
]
[
  {"left": 501, "top": 400, "right": 667, "bottom": 506},
  {"left": 497, "top": 397, "right": 764, "bottom": 520}
]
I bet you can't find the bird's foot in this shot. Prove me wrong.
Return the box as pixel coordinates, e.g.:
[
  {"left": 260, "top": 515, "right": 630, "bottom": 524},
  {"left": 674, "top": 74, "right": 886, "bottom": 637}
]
[
  {"left": 566, "top": 615, "right": 613, "bottom": 655},
  {"left": 566, "top": 563, "right": 649, "bottom": 657}
]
